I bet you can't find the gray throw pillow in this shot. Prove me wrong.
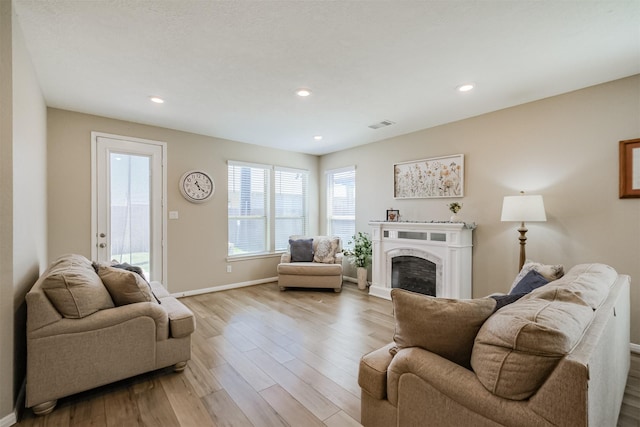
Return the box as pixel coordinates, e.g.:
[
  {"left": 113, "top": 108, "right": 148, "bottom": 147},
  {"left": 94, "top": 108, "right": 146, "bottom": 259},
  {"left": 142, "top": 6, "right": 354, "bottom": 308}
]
[
  {"left": 510, "top": 269, "right": 549, "bottom": 295},
  {"left": 289, "top": 238, "right": 314, "bottom": 262}
]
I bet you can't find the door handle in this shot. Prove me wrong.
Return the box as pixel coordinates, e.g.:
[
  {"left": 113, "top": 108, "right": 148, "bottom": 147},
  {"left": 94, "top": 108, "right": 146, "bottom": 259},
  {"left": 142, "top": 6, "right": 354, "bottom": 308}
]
[{"left": 99, "top": 243, "right": 107, "bottom": 248}]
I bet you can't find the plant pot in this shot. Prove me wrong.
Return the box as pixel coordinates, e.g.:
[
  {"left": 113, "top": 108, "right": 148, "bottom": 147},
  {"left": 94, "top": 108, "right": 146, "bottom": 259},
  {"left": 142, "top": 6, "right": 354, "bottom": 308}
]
[
  {"left": 357, "top": 267, "right": 368, "bottom": 290},
  {"left": 450, "top": 214, "right": 461, "bottom": 222}
]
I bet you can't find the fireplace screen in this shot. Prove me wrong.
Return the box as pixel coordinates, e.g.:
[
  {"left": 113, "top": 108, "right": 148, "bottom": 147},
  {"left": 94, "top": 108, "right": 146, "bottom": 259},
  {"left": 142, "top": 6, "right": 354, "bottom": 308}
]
[{"left": 391, "top": 255, "right": 436, "bottom": 296}]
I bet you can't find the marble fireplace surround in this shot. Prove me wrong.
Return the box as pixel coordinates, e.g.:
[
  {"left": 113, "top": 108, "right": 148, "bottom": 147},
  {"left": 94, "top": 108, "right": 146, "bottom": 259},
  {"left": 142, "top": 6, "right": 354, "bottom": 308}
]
[{"left": 368, "top": 221, "right": 475, "bottom": 300}]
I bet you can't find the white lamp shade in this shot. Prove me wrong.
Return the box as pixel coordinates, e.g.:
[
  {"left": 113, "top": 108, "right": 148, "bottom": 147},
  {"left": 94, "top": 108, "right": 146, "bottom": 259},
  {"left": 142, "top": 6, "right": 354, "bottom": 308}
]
[{"left": 501, "top": 194, "right": 547, "bottom": 222}]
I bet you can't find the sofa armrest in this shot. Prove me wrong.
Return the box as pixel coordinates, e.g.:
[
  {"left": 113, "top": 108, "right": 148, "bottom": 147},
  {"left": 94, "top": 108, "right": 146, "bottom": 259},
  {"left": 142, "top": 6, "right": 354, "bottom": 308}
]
[
  {"left": 27, "top": 302, "right": 169, "bottom": 341},
  {"left": 358, "top": 342, "right": 396, "bottom": 399},
  {"left": 281, "top": 253, "right": 292, "bottom": 263},
  {"left": 387, "top": 347, "right": 541, "bottom": 425}
]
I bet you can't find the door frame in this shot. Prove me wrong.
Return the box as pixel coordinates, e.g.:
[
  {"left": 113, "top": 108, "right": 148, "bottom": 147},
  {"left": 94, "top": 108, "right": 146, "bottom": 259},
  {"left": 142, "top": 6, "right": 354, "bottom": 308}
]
[{"left": 90, "top": 131, "right": 168, "bottom": 286}]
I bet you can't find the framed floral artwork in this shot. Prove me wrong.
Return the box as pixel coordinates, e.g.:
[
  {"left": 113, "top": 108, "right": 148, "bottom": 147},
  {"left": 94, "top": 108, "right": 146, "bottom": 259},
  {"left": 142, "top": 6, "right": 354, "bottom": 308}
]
[
  {"left": 394, "top": 154, "right": 464, "bottom": 199},
  {"left": 386, "top": 209, "right": 399, "bottom": 222}
]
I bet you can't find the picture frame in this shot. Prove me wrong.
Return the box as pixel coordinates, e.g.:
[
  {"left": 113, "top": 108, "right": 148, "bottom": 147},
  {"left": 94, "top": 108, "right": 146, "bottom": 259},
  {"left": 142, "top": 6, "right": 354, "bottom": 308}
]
[
  {"left": 619, "top": 138, "right": 640, "bottom": 198},
  {"left": 394, "top": 154, "right": 464, "bottom": 199},
  {"left": 386, "top": 209, "right": 400, "bottom": 222}
]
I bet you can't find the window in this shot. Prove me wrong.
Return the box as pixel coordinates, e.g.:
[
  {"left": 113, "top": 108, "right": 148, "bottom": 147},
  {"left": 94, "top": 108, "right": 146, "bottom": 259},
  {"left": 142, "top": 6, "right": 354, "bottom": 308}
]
[
  {"left": 228, "top": 163, "right": 269, "bottom": 256},
  {"left": 326, "top": 166, "right": 356, "bottom": 249},
  {"left": 275, "top": 167, "right": 308, "bottom": 251},
  {"left": 228, "top": 162, "right": 308, "bottom": 257}
]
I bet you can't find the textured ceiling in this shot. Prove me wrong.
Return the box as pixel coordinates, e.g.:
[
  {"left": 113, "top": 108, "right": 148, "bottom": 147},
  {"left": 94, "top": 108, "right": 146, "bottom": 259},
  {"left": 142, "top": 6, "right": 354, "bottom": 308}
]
[{"left": 13, "top": 1, "right": 640, "bottom": 155}]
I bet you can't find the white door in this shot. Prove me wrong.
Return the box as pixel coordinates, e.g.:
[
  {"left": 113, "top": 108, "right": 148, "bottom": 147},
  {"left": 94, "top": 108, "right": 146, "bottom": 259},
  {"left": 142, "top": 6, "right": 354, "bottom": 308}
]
[{"left": 92, "top": 132, "right": 167, "bottom": 284}]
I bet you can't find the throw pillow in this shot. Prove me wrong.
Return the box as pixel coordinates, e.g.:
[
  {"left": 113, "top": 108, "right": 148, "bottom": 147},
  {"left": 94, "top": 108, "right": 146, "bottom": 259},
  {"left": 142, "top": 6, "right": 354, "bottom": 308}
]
[
  {"left": 97, "top": 265, "right": 156, "bottom": 306},
  {"left": 41, "top": 255, "right": 115, "bottom": 318},
  {"left": 289, "top": 238, "right": 314, "bottom": 262},
  {"left": 313, "top": 237, "right": 340, "bottom": 264},
  {"left": 391, "top": 289, "right": 496, "bottom": 369},
  {"left": 110, "top": 262, "right": 161, "bottom": 304},
  {"left": 509, "top": 269, "right": 549, "bottom": 295},
  {"left": 490, "top": 293, "right": 527, "bottom": 311},
  {"left": 509, "top": 260, "right": 564, "bottom": 292}
]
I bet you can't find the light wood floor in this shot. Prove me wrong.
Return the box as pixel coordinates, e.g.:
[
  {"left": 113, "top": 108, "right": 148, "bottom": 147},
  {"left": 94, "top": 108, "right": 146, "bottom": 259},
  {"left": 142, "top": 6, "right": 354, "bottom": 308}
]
[{"left": 15, "top": 282, "right": 640, "bottom": 427}]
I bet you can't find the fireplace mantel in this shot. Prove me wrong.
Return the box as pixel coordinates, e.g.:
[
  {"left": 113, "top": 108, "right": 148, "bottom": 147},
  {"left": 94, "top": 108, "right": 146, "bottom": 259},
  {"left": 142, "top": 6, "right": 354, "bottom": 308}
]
[{"left": 368, "top": 221, "right": 475, "bottom": 300}]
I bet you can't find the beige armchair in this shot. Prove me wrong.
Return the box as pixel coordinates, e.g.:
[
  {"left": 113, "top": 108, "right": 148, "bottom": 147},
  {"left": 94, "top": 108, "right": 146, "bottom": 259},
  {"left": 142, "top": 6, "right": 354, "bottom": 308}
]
[{"left": 277, "top": 236, "right": 344, "bottom": 292}]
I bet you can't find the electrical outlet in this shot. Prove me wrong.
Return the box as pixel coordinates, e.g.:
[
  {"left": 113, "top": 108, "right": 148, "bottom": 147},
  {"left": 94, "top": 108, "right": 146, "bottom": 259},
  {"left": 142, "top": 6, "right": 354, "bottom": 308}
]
[{"left": 226, "top": 265, "right": 232, "bottom": 273}]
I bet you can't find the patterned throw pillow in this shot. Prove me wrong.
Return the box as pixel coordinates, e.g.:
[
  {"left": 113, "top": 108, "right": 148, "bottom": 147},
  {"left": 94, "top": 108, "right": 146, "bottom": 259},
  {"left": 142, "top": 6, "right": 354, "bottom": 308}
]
[
  {"left": 313, "top": 237, "right": 340, "bottom": 264},
  {"left": 509, "top": 260, "right": 564, "bottom": 292}
]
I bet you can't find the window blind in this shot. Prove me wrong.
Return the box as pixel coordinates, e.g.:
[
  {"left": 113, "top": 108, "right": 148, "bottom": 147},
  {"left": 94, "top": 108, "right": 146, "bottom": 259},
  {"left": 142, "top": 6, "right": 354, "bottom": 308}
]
[
  {"left": 228, "top": 162, "right": 269, "bottom": 256},
  {"left": 275, "top": 167, "right": 308, "bottom": 251},
  {"left": 326, "top": 166, "right": 356, "bottom": 249}
]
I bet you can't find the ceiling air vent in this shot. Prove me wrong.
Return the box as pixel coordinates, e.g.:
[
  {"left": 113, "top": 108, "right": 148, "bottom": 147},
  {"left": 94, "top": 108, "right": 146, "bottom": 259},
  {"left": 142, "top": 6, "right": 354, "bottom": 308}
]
[{"left": 368, "top": 120, "right": 395, "bottom": 130}]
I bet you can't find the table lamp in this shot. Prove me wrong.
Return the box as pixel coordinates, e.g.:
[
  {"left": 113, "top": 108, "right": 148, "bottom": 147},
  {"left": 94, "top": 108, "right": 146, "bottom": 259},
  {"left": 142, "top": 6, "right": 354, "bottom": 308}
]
[{"left": 501, "top": 191, "right": 547, "bottom": 270}]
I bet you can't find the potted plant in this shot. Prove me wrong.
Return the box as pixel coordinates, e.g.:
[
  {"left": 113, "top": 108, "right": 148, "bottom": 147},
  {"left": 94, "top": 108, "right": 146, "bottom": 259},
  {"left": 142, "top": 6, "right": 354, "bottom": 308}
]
[
  {"left": 448, "top": 202, "right": 463, "bottom": 222},
  {"left": 345, "top": 231, "right": 373, "bottom": 290}
]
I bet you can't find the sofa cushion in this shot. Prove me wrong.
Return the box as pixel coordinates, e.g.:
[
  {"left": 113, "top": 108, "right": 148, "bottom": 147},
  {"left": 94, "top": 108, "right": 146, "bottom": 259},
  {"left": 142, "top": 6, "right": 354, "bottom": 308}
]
[
  {"left": 509, "top": 269, "right": 549, "bottom": 295},
  {"left": 41, "top": 254, "right": 114, "bottom": 318},
  {"left": 391, "top": 289, "right": 496, "bottom": 369},
  {"left": 97, "top": 265, "right": 156, "bottom": 306},
  {"left": 471, "top": 288, "right": 594, "bottom": 400},
  {"left": 313, "top": 236, "right": 340, "bottom": 264},
  {"left": 289, "top": 238, "right": 314, "bottom": 262},
  {"left": 526, "top": 263, "right": 616, "bottom": 309},
  {"left": 509, "top": 260, "right": 564, "bottom": 292}
]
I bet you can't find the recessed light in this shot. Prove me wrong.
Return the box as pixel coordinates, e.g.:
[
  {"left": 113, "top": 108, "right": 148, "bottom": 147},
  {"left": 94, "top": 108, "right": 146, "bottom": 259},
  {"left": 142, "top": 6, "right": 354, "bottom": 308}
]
[
  {"left": 295, "top": 88, "right": 312, "bottom": 97},
  {"left": 314, "top": 135, "right": 323, "bottom": 141},
  {"left": 150, "top": 96, "right": 165, "bottom": 104},
  {"left": 457, "top": 84, "right": 474, "bottom": 92}
]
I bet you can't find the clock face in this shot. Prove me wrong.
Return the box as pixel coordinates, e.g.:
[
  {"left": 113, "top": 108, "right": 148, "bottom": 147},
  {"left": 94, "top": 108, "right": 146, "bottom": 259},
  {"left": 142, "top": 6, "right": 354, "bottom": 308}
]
[{"left": 180, "top": 170, "right": 215, "bottom": 203}]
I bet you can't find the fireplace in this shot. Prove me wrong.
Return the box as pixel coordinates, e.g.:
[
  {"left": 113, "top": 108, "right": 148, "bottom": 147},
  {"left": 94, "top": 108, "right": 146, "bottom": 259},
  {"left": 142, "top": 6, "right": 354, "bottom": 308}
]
[
  {"left": 368, "top": 221, "right": 475, "bottom": 300},
  {"left": 391, "top": 252, "right": 440, "bottom": 296}
]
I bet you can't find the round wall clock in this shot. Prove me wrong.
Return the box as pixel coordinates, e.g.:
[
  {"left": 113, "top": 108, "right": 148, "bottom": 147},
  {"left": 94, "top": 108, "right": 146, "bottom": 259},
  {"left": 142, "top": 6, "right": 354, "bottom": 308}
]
[{"left": 179, "top": 170, "right": 215, "bottom": 203}]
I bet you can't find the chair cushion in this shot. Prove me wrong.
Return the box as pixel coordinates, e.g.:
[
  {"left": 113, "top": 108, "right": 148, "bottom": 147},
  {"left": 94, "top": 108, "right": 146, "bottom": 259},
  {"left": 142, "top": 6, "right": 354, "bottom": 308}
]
[
  {"left": 41, "top": 254, "right": 114, "bottom": 318},
  {"left": 97, "top": 265, "right": 156, "bottom": 306},
  {"left": 289, "top": 238, "right": 314, "bottom": 262},
  {"left": 277, "top": 262, "right": 342, "bottom": 276},
  {"left": 391, "top": 289, "right": 496, "bottom": 369}
]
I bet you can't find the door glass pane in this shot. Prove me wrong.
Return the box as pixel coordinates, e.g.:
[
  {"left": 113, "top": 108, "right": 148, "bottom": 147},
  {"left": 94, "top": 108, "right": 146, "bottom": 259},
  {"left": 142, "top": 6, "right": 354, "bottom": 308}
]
[{"left": 110, "top": 152, "right": 151, "bottom": 278}]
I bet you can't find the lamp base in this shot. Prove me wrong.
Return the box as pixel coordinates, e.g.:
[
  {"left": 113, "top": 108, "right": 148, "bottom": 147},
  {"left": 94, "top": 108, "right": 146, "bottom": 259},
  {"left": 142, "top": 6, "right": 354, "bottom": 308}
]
[{"left": 517, "top": 222, "right": 528, "bottom": 271}]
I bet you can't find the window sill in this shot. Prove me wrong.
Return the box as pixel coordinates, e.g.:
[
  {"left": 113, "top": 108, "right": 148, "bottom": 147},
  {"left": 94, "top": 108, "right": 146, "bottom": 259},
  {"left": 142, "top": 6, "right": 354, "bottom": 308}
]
[{"left": 227, "top": 252, "right": 286, "bottom": 263}]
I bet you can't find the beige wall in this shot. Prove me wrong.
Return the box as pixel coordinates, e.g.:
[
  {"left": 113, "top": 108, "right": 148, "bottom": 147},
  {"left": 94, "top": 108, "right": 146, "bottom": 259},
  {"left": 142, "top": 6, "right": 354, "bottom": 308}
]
[
  {"left": 321, "top": 75, "right": 640, "bottom": 344},
  {"left": 47, "top": 109, "right": 320, "bottom": 293},
  {"left": 0, "top": 0, "right": 14, "bottom": 420},
  {"left": 0, "top": 1, "right": 48, "bottom": 421}
]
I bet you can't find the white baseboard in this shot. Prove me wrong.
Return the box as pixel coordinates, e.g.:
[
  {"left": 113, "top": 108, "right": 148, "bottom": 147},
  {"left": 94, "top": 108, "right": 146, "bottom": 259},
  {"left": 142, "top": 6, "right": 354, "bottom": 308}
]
[
  {"left": 0, "top": 412, "right": 16, "bottom": 427},
  {"left": 171, "top": 277, "right": 279, "bottom": 298},
  {"left": 631, "top": 343, "right": 640, "bottom": 354}
]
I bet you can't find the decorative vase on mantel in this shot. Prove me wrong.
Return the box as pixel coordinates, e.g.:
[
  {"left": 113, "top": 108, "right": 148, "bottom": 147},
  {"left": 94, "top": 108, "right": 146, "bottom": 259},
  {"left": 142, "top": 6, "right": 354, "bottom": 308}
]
[
  {"left": 448, "top": 202, "right": 463, "bottom": 223},
  {"left": 356, "top": 267, "right": 368, "bottom": 290}
]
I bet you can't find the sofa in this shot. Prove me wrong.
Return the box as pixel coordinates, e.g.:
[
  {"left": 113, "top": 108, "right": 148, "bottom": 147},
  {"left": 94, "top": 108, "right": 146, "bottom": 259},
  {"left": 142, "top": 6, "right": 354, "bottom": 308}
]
[
  {"left": 358, "top": 263, "right": 630, "bottom": 426},
  {"left": 277, "top": 235, "right": 344, "bottom": 292},
  {"left": 25, "top": 254, "right": 195, "bottom": 415}
]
